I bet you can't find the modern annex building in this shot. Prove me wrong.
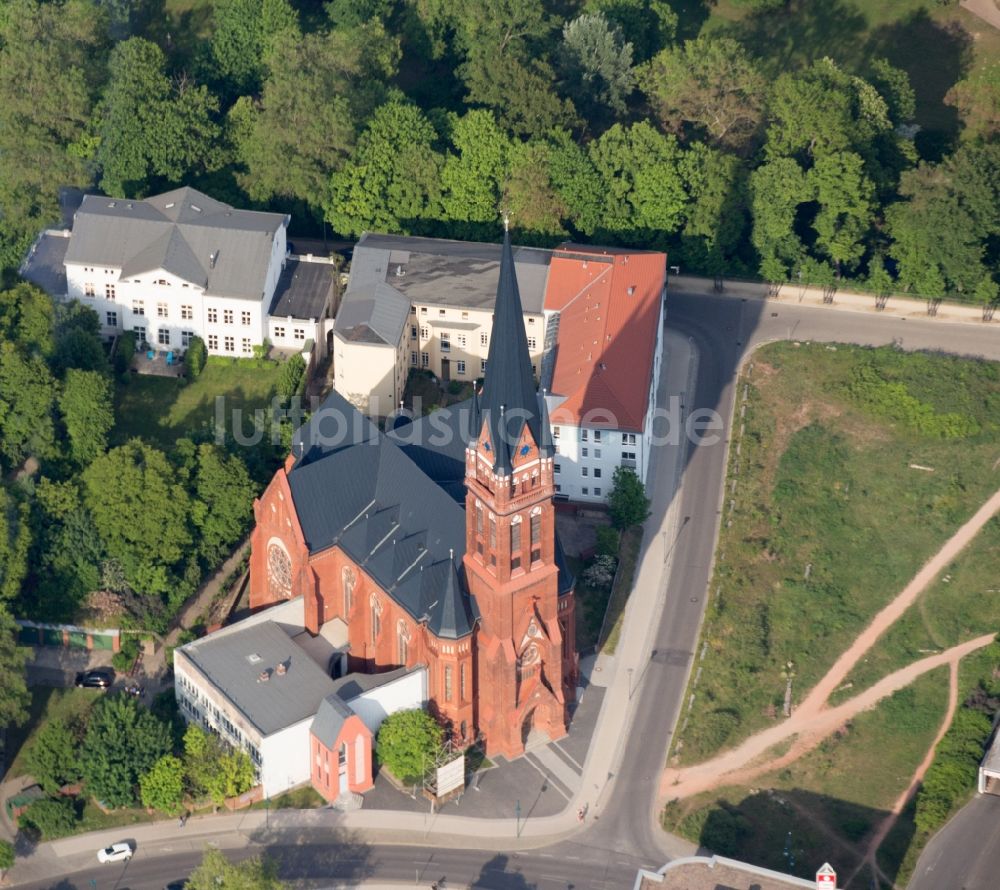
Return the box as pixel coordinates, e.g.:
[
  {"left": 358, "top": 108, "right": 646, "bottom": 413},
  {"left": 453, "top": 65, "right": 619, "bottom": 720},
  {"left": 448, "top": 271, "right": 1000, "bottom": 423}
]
[
  {"left": 334, "top": 233, "right": 667, "bottom": 503},
  {"left": 20, "top": 186, "right": 337, "bottom": 357},
  {"left": 249, "top": 229, "right": 577, "bottom": 760}
]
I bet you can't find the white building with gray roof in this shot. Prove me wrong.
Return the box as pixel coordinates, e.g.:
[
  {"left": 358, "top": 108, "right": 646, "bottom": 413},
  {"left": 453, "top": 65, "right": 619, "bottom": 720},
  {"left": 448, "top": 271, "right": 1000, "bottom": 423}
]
[{"left": 22, "top": 186, "right": 337, "bottom": 359}]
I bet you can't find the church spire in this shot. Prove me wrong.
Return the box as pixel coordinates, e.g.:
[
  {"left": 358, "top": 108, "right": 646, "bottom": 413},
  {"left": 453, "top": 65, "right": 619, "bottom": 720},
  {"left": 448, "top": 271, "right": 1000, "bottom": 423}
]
[{"left": 477, "top": 226, "right": 547, "bottom": 474}]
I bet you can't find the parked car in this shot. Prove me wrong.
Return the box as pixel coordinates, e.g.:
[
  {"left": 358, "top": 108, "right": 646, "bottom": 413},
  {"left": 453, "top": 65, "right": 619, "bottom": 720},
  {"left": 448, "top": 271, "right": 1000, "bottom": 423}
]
[
  {"left": 164, "top": 881, "right": 187, "bottom": 890},
  {"left": 97, "top": 842, "right": 133, "bottom": 863},
  {"left": 75, "top": 668, "right": 115, "bottom": 689}
]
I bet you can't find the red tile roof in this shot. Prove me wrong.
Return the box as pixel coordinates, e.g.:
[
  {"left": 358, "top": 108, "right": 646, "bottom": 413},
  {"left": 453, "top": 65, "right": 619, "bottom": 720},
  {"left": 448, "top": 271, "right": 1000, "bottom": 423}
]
[{"left": 544, "top": 246, "right": 665, "bottom": 432}]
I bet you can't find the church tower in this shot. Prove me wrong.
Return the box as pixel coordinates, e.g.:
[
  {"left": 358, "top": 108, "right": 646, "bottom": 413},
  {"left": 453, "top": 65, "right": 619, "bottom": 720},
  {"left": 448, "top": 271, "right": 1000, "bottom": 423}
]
[{"left": 464, "top": 225, "right": 570, "bottom": 759}]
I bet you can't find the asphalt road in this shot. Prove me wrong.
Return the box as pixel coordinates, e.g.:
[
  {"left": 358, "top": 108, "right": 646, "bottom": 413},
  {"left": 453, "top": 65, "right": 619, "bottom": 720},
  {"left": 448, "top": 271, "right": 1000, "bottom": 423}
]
[
  {"left": 13, "top": 292, "right": 1000, "bottom": 890},
  {"left": 12, "top": 840, "right": 642, "bottom": 890},
  {"left": 907, "top": 790, "right": 1000, "bottom": 889}
]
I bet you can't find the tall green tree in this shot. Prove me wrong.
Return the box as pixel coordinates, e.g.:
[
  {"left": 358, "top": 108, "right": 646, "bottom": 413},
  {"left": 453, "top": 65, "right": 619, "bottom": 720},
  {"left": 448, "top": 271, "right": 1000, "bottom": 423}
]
[
  {"left": 0, "top": 839, "right": 14, "bottom": 877},
  {"left": 440, "top": 110, "right": 511, "bottom": 231},
  {"left": 25, "top": 719, "right": 81, "bottom": 793},
  {"left": 327, "top": 97, "right": 443, "bottom": 237},
  {"left": 82, "top": 440, "right": 193, "bottom": 595},
  {"left": 375, "top": 708, "right": 443, "bottom": 782},
  {"left": 0, "top": 488, "right": 30, "bottom": 603},
  {"left": 211, "top": 0, "right": 299, "bottom": 95},
  {"left": 588, "top": 121, "right": 687, "bottom": 239},
  {"left": 607, "top": 466, "right": 650, "bottom": 530},
  {"left": 809, "top": 151, "right": 874, "bottom": 272},
  {"left": 97, "top": 38, "right": 221, "bottom": 196},
  {"left": 947, "top": 63, "right": 1000, "bottom": 142},
  {"left": 642, "top": 37, "right": 766, "bottom": 153},
  {"left": 81, "top": 694, "right": 171, "bottom": 807},
  {"left": 585, "top": 0, "right": 676, "bottom": 62},
  {"left": 504, "top": 141, "right": 569, "bottom": 240},
  {"left": 0, "top": 342, "right": 58, "bottom": 468},
  {"left": 0, "top": 0, "right": 107, "bottom": 271},
  {"left": 546, "top": 130, "right": 603, "bottom": 236},
  {"left": 750, "top": 157, "right": 809, "bottom": 277},
  {"left": 0, "top": 606, "right": 29, "bottom": 728},
  {"left": 139, "top": 754, "right": 186, "bottom": 815},
  {"left": 766, "top": 59, "right": 891, "bottom": 166},
  {"left": 557, "top": 13, "right": 635, "bottom": 124},
  {"left": 887, "top": 143, "right": 1000, "bottom": 296},
  {"left": 233, "top": 29, "right": 368, "bottom": 208},
  {"left": 679, "top": 143, "right": 748, "bottom": 273},
  {"left": 0, "top": 284, "right": 55, "bottom": 358},
  {"left": 59, "top": 369, "right": 114, "bottom": 466},
  {"left": 193, "top": 444, "right": 256, "bottom": 563}
]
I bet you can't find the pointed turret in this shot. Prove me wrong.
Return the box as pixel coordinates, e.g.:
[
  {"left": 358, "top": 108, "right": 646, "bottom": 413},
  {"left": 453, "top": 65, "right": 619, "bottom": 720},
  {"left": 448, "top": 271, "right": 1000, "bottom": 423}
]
[{"left": 477, "top": 226, "right": 549, "bottom": 474}]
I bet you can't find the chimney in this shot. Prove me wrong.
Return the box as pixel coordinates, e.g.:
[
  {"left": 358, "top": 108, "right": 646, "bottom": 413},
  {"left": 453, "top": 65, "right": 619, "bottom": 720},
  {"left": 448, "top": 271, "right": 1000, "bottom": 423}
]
[
  {"left": 257, "top": 669, "right": 270, "bottom": 683},
  {"left": 210, "top": 250, "right": 219, "bottom": 269},
  {"left": 276, "top": 661, "right": 287, "bottom": 676}
]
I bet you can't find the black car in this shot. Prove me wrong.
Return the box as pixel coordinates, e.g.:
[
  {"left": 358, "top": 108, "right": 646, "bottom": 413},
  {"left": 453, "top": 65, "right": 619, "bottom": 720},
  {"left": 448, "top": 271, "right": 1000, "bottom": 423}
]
[{"left": 75, "top": 668, "right": 115, "bottom": 689}]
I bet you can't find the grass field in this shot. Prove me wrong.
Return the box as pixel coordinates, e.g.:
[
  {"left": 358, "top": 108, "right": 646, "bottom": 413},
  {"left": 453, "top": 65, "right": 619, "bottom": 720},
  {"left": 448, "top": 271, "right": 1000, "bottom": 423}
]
[
  {"left": 113, "top": 358, "right": 283, "bottom": 450},
  {"left": 674, "top": 342, "right": 1000, "bottom": 766},
  {"left": 666, "top": 668, "right": 949, "bottom": 888},
  {"left": 829, "top": 516, "right": 1000, "bottom": 705}
]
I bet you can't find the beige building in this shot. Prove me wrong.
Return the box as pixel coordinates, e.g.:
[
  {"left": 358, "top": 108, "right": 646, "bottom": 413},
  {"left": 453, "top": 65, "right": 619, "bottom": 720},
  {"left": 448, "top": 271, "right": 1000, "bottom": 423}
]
[{"left": 334, "top": 234, "right": 548, "bottom": 417}]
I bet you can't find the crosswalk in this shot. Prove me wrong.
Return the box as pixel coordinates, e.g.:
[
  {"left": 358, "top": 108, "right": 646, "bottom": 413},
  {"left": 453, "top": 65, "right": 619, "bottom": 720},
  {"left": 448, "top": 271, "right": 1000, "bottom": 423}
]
[{"left": 521, "top": 741, "right": 584, "bottom": 801}]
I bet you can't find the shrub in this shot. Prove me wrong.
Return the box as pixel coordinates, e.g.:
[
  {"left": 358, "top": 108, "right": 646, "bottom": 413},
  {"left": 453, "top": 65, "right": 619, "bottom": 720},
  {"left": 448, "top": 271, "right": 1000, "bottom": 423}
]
[
  {"left": 595, "top": 526, "right": 620, "bottom": 557},
  {"left": 583, "top": 554, "right": 617, "bottom": 590},
  {"left": 276, "top": 354, "right": 306, "bottom": 403},
  {"left": 375, "top": 708, "right": 444, "bottom": 783},
  {"left": 114, "top": 330, "right": 136, "bottom": 377},
  {"left": 186, "top": 336, "right": 207, "bottom": 378},
  {"left": 24, "top": 719, "right": 81, "bottom": 793},
  {"left": 19, "top": 797, "right": 77, "bottom": 839},
  {"left": 112, "top": 637, "right": 139, "bottom": 672}
]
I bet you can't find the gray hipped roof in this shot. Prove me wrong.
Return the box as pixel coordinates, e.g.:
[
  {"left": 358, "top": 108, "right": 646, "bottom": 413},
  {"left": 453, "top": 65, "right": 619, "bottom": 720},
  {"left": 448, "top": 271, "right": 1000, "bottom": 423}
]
[
  {"left": 287, "top": 390, "right": 479, "bottom": 639},
  {"left": 470, "top": 229, "right": 552, "bottom": 474},
  {"left": 65, "top": 187, "right": 288, "bottom": 301}
]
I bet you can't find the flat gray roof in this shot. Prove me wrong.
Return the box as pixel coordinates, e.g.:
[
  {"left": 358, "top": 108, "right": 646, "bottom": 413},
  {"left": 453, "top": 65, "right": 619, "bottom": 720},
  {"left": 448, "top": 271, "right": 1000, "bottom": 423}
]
[
  {"left": 350, "top": 233, "right": 551, "bottom": 314},
  {"left": 268, "top": 258, "right": 336, "bottom": 321},
  {"left": 20, "top": 231, "right": 70, "bottom": 296},
  {"left": 329, "top": 665, "right": 417, "bottom": 701},
  {"left": 179, "top": 620, "right": 338, "bottom": 737}
]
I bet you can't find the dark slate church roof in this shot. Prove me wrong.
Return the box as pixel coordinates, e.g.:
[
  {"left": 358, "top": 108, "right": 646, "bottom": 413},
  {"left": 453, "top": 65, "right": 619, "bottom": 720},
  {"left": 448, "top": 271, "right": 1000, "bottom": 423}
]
[{"left": 287, "top": 389, "right": 478, "bottom": 640}]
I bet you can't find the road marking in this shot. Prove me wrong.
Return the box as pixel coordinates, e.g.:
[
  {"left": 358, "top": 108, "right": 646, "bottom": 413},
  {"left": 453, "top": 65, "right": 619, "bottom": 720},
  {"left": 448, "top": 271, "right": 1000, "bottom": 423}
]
[
  {"left": 521, "top": 752, "right": 573, "bottom": 800},
  {"left": 550, "top": 740, "right": 584, "bottom": 773}
]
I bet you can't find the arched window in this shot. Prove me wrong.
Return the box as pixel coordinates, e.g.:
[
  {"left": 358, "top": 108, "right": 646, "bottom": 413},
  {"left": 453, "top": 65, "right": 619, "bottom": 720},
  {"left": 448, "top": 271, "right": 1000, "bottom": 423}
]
[
  {"left": 488, "top": 516, "right": 497, "bottom": 566},
  {"left": 460, "top": 663, "right": 467, "bottom": 701},
  {"left": 342, "top": 566, "right": 356, "bottom": 616},
  {"left": 510, "top": 515, "right": 522, "bottom": 571},
  {"left": 397, "top": 619, "right": 411, "bottom": 666},
  {"left": 530, "top": 507, "right": 542, "bottom": 563},
  {"left": 370, "top": 593, "right": 382, "bottom": 646}
]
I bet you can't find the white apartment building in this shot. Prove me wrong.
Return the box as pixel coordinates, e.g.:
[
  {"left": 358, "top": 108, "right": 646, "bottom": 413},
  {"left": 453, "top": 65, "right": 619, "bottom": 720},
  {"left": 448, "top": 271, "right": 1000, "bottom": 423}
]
[
  {"left": 335, "top": 235, "right": 666, "bottom": 504},
  {"left": 22, "top": 187, "right": 337, "bottom": 359}
]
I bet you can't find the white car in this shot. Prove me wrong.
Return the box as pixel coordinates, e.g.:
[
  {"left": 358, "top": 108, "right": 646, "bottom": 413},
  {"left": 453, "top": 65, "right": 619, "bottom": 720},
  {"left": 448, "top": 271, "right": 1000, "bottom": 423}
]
[{"left": 97, "top": 842, "right": 133, "bottom": 864}]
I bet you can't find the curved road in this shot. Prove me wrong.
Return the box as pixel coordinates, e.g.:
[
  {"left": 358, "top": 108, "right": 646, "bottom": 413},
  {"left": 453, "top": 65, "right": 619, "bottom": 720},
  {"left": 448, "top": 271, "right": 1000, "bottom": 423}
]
[{"left": 13, "top": 292, "right": 1000, "bottom": 890}]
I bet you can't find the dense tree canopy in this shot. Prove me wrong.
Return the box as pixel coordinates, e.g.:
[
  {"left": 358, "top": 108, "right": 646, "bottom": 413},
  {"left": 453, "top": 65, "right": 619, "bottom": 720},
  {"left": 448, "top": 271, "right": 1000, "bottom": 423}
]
[{"left": 80, "top": 694, "right": 172, "bottom": 807}]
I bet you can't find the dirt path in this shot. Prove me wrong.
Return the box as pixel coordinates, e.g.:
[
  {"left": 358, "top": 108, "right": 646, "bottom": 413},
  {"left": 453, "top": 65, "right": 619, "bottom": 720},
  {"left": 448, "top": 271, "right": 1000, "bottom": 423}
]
[
  {"left": 801, "top": 486, "right": 1000, "bottom": 714},
  {"left": 661, "top": 635, "right": 993, "bottom": 800},
  {"left": 843, "top": 661, "right": 961, "bottom": 889},
  {"left": 660, "top": 484, "right": 1000, "bottom": 802}
]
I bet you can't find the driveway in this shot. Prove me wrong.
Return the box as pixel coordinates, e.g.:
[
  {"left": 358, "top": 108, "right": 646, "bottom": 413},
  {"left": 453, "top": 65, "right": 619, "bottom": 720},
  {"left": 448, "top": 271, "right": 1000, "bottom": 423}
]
[{"left": 24, "top": 646, "right": 114, "bottom": 688}]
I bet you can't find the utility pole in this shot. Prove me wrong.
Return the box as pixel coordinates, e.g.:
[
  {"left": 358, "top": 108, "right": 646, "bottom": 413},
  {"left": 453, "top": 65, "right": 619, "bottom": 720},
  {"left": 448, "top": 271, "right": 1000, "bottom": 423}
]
[{"left": 515, "top": 799, "right": 521, "bottom": 837}]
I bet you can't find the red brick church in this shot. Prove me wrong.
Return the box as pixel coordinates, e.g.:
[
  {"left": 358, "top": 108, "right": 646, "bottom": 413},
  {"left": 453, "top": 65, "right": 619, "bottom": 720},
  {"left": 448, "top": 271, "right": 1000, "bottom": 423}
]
[{"left": 248, "top": 230, "right": 577, "bottom": 759}]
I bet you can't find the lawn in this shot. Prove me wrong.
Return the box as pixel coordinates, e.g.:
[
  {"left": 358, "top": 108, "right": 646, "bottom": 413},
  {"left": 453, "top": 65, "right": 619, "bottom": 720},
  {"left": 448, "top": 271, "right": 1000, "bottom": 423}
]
[
  {"left": 686, "top": 0, "right": 1000, "bottom": 145},
  {"left": 665, "top": 668, "right": 949, "bottom": 888},
  {"left": 829, "top": 516, "right": 1000, "bottom": 705},
  {"left": 113, "top": 357, "right": 284, "bottom": 450},
  {"left": 675, "top": 342, "right": 1000, "bottom": 766}
]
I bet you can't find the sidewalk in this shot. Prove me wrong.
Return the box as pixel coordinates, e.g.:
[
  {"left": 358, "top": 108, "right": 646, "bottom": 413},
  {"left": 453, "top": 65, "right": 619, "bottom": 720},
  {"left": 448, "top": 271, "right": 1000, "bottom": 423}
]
[
  {"left": 4, "top": 329, "right": 700, "bottom": 886},
  {"left": 669, "top": 274, "right": 1000, "bottom": 327}
]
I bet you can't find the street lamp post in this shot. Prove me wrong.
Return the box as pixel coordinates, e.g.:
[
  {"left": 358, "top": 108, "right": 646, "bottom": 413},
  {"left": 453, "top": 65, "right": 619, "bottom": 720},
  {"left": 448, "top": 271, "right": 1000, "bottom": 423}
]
[
  {"left": 515, "top": 798, "right": 521, "bottom": 837},
  {"left": 627, "top": 667, "right": 633, "bottom": 700}
]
